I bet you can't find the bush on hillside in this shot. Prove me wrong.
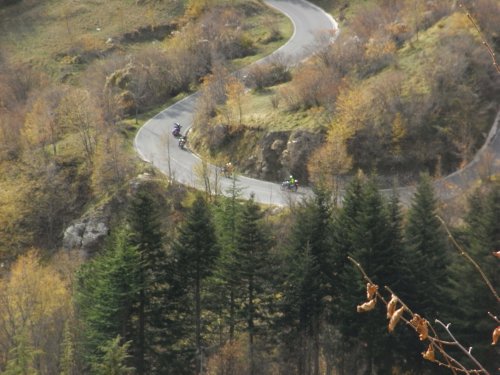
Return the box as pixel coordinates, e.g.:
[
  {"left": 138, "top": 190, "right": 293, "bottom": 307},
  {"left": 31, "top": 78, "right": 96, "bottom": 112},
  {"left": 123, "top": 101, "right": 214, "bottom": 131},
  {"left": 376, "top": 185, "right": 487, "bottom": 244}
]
[{"left": 245, "top": 56, "right": 291, "bottom": 90}]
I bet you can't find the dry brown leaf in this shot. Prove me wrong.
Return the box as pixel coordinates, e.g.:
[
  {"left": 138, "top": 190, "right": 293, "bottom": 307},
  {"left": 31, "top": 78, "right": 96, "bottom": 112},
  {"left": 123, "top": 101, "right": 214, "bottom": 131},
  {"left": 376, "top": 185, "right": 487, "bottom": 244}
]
[
  {"left": 410, "top": 314, "right": 429, "bottom": 341},
  {"left": 357, "top": 298, "right": 376, "bottom": 313},
  {"left": 388, "top": 306, "right": 405, "bottom": 332},
  {"left": 386, "top": 294, "right": 398, "bottom": 319},
  {"left": 366, "top": 283, "right": 379, "bottom": 300},
  {"left": 492, "top": 326, "right": 500, "bottom": 345},
  {"left": 422, "top": 344, "right": 435, "bottom": 361},
  {"left": 492, "top": 251, "right": 500, "bottom": 259}
]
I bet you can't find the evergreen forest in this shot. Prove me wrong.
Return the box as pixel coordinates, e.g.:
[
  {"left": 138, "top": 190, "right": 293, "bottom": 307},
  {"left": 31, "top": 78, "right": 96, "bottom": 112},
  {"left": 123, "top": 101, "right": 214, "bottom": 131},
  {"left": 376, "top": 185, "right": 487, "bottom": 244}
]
[
  {"left": 0, "top": 0, "right": 499, "bottom": 374},
  {"left": 0, "top": 176, "right": 498, "bottom": 374}
]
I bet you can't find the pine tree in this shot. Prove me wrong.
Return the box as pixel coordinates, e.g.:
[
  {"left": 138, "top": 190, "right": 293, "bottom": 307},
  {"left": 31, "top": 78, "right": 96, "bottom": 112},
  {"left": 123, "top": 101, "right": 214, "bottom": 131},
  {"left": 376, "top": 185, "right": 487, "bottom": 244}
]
[
  {"left": 333, "top": 177, "right": 407, "bottom": 374},
  {"left": 404, "top": 174, "right": 449, "bottom": 319},
  {"left": 232, "top": 196, "right": 270, "bottom": 375},
  {"left": 126, "top": 185, "right": 170, "bottom": 374},
  {"left": 3, "top": 331, "right": 40, "bottom": 375},
  {"left": 449, "top": 182, "right": 500, "bottom": 370},
  {"left": 280, "top": 189, "right": 334, "bottom": 375},
  {"left": 212, "top": 181, "right": 244, "bottom": 343},
  {"left": 386, "top": 190, "right": 406, "bottom": 289},
  {"left": 60, "top": 321, "right": 77, "bottom": 375},
  {"left": 92, "top": 336, "right": 134, "bottom": 375},
  {"left": 385, "top": 189, "right": 423, "bottom": 372},
  {"left": 75, "top": 228, "right": 140, "bottom": 369},
  {"left": 173, "top": 194, "right": 219, "bottom": 375},
  {"left": 331, "top": 175, "right": 365, "bottom": 342}
]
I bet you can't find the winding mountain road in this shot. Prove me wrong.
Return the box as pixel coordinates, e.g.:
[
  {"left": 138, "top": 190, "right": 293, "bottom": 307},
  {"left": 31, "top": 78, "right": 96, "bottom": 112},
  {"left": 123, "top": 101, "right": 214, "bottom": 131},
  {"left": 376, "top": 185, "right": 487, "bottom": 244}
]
[
  {"left": 134, "top": 0, "right": 500, "bottom": 206},
  {"left": 134, "top": 0, "right": 336, "bottom": 205}
]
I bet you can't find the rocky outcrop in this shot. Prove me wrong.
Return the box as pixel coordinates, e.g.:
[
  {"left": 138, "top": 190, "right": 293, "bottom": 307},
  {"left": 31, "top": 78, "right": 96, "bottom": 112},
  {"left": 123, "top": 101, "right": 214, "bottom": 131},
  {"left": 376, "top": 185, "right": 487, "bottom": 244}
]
[
  {"left": 62, "top": 173, "right": 161, "bottom": 257},
  {"left": 254, "top": 131, "right": 290, "bottom": 181},
  {"left": 63, "top": 209, "right": 110, "bottom": 258},
  {"left": 240, "top": 130, "right": 324, "bottom": 183},
  {"left": 282, "top": 130, "right": 324, "bottom": 182}
]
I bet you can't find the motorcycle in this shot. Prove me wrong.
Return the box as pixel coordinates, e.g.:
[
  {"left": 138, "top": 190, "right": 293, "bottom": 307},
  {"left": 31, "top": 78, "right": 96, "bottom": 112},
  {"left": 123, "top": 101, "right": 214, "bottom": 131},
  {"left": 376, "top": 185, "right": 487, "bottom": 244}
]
[
  {"left": 281, "top": 180, "right": 298, "bottom": 192},
  {"left": 221, "top": 163, "right": 234, "bottom": 178},
  {"left": 172, "top": 122, "right": 182, "bottom": 138},
  {"left": 178, "top": 136, "right": 187, "bottom": 150}
]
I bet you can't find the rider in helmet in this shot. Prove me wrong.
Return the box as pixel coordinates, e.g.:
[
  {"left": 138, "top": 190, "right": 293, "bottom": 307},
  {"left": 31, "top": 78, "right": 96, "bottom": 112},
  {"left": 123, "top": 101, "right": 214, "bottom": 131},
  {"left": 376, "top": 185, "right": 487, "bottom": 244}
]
[
  {"left": 173, "top": 122, "right": 182, "bottom": 137},
  {"left": 224, "top": 162, "right": 233, "bottom": 175},
  {"left": 289, "top": 175, "right": 295, "bottom": 186}
]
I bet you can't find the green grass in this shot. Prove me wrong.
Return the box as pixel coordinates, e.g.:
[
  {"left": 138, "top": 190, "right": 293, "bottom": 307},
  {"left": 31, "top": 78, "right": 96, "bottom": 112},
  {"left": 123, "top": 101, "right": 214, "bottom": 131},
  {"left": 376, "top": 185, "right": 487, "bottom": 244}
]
[
  {"left": 395, "top": 11, "right": 479, "bottom": 96},
  {"left": 0, "top": 0, "right": 184, "bottom": 73},
  {"left": 240, "top": 88, "right": 329, "bottom": 132},
  {"left": 234, "top": 10, "right": 483, "bottom": 135},
  {"left": 230, "top": 11, "right": 293, "bottom": 69}
]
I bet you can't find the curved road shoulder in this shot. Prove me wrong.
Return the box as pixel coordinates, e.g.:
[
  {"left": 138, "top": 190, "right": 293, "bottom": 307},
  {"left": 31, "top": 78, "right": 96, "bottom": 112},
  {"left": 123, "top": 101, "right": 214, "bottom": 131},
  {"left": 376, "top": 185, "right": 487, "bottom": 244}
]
[{"left": 134, "top": 0, "right": 500, "bottom": 206}]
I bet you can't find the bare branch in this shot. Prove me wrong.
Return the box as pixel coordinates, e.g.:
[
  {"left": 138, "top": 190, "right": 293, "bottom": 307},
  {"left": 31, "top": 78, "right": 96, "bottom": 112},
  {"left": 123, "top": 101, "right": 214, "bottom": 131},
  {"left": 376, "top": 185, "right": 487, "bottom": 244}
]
[
  {"left": 458, "top": 3, "right": 500, "bottom": 74},
  {"left": 349, "top": 255, "right": 492, "bottom": 375},
  {"left": 487, "top": 312, "right": 499, "bottom": 324},
  {"left": 436, "top": 216, "right": 500, "bottom": 303},
  {"left": 435, "top": 320, "right": 489, "bottom": 374}
]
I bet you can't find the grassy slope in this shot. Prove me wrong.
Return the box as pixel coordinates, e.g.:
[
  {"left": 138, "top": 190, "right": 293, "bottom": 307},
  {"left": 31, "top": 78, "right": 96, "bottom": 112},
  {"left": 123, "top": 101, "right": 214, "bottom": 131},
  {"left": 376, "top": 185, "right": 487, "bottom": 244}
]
[
  {"left": 0, "top": 0, "right": 292, "bottom": 77},
  {"left": 239, "top": 10, "right": 486, "bottom": 132},
  {"left": 0, "top": 0, "right": 184, "bottom": 74},
  {"left": 121, "top": 4, "right": 294, "bottom": 131},
  {"left": 241, "top": 88, "right": 330, "bottom": 131},
  {"left": 0, "top": 0, "right": 293, "bottom": 137},
  {"left": 0, "top": 0, "right": 292, "bottom": 256}
]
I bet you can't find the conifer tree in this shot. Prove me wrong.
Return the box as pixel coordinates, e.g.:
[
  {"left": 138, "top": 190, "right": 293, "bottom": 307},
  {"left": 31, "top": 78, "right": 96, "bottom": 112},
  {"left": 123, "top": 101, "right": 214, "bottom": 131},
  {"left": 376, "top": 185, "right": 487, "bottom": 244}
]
[
  {"left": 386, "top": 190, "right": 407, "bottom": 288},
  {"left": 173, "top": 195, "right": 219, "bottom": 375},
  {"left": 331, "top": 175, "right": 365, "bottom": 341},
  {"left": 385, "top": 190, "right": 423, "bottom": 371},
  {"left": 404, "top": 174, "right": 449, "bottom": 319},
  {"left": 449, "top": 182, "right": 500, "bottom": 369},
  {"left": 75, "top": 228, "right": 140, "bottom": 371},
  {"left": 126, "top": 185, "right": 170, "bottom": 374},
  {"left": 280, "top": 190, "right": 334, "bottom": 375},
  {"left": 333, "top": 177, "right": 406, "bottom": 374},
  {"left": 60, "top": 321, "right": 77, "bottom": 375},
  {"left": 92, "top": 336, "right": 134, "bottom": 375},
  {"left": 3, "top": 331, "right": 40, "bottom": 375},
  {"left": 232, "top": 196, "right": 270, "bottom": 375},
  {"left": 212, "top": 180, "right": 244, "bottom": 342}
]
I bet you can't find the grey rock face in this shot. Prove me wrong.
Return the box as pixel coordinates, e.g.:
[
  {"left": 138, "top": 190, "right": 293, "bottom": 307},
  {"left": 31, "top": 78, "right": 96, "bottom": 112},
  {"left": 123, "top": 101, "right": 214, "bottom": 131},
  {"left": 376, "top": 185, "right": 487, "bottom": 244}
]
[
  {"left": 242, "top": 130, "right": 324, "bottom": 183},
  {"left": 283, "top": 130, "right": 324, "bottom": 183},
  {"left": 62, "top": 223, "right": 86, "bottom": 249},
  {"left": 63, "top": 214, "right": 109, "bottom": 257}
]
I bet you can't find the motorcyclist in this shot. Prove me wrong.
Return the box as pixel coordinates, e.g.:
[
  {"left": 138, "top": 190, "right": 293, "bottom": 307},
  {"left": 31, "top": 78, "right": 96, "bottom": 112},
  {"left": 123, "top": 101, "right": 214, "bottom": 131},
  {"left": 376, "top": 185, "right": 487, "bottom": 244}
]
[
  {"left": 289, "top": 175, "right": 295, "bottom": 187},
  {"left": 178, "top": 136, "right": 187, "bottom": 149},
  {"left": 172, "top": 122, "right": 182, "bottom": 137},
  {"left": 223, "top": 162, "right": 233, "bottom": 176}
]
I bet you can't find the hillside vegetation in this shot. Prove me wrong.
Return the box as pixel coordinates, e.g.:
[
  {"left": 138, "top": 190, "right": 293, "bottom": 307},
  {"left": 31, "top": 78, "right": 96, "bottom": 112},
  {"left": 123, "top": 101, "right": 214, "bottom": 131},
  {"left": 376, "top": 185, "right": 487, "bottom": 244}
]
[
  {"left": 0, "top": 0, "right": 291, "bottom": 258},
  {"left": 0, "top": 176, "right": 498, "bottom": 374},
  {"left": 0, "top": 0, "right": 498, "bottom": 374},
  {"left": 189, "top": 0, "right": 500, "bottom": 187}
]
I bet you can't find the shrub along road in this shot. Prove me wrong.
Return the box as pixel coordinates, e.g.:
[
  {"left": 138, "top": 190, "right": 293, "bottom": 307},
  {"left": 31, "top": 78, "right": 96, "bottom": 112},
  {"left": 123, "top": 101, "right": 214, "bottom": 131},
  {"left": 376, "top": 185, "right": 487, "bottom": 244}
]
[
  {"left": 134, "top": 0, "right": 336, "bottom": 205},
  {"left": 134, "top": 0, "right": 500, "bottom": 206}
]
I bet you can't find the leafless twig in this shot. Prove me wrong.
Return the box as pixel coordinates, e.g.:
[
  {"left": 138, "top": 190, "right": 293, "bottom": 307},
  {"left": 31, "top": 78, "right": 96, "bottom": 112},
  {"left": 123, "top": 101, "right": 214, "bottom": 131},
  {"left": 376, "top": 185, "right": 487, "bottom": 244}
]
[
  {"left": 435, "top": 320, "right": 489, "bottom": 374},
  {"left": 436, "top": 215, "right": 499, "bottom": 303},
  {"left": 348, "top": 256, "right": 492, "bottom": 375},
  {"left": 458, "top": 3, "right": 500, "bottom": 74}
]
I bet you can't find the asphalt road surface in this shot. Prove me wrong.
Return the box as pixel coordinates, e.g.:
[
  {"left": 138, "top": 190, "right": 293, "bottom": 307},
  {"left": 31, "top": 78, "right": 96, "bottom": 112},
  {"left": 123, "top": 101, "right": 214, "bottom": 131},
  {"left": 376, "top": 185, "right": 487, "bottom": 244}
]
[
  {"left": 134, "top": 0, "right": 500, "bottom": 206},
  {"left": 134, "top": 0, "right": 336, "bottom": 206}
]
